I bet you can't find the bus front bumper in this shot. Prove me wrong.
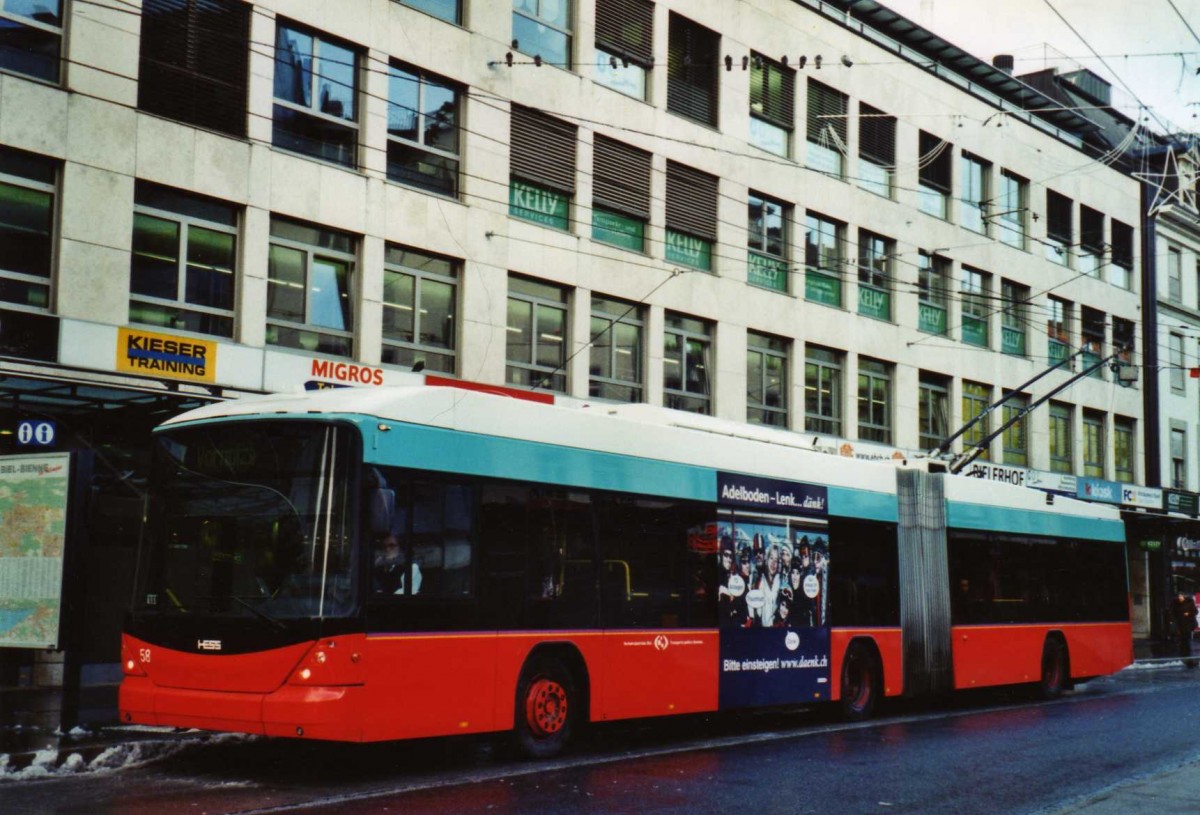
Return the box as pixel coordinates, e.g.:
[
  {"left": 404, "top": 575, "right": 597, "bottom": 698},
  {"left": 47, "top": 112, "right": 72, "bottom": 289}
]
[{"left": 119, "top": 676, "right": 365, "bottom": 741}]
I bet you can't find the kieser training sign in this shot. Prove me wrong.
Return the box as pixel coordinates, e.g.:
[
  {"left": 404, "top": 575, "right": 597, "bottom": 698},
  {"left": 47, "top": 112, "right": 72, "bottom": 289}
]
[
  {"left": 0, "top": 453, "right": 70, "bottom": 649},
  {"left": 116, "top": 327, "right": 217, "bottom": 384}
]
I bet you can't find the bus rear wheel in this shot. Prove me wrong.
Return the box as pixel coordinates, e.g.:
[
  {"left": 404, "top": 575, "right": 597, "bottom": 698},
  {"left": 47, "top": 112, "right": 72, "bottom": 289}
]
[
  {"left": 841, "top": 641, "right": 880, "bottom": 721},
  {"left": 514, "top": 656, "right": 576, "bottom": 759},
  {"left": 1039, "top": 637, "right": 1069, "bottom": 699}
]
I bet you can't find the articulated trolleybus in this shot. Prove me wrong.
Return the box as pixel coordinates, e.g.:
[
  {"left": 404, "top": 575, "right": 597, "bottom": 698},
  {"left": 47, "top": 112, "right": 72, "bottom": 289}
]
[{"left": 120, "top": 384, "right": 1131, "bottom": 757}]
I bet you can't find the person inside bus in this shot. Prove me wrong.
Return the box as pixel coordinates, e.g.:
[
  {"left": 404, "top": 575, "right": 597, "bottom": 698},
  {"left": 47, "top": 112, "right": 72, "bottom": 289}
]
[{"left": 373, "top": 533, "right": 422, "bottom": 595}]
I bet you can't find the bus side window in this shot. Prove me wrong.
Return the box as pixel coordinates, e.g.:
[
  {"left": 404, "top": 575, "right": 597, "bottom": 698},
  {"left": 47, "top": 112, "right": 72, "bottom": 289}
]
[
  {"left": 595, "top": 496, "right": 711, "bottom": 629},
  {"left": 526, "top": 490, "right": 596, "bottom": 629},
  {"left": 411, "top": 481, "right": 475, "bottom": 598},
  {"left": 479, "top": 484, "right": 529, "bottom": 628}
]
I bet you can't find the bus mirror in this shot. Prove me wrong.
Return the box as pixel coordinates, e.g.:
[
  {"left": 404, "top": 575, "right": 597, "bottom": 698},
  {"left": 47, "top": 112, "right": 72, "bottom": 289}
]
[{"left": 368, "top": 488, "right": 395, "bottom": 536}]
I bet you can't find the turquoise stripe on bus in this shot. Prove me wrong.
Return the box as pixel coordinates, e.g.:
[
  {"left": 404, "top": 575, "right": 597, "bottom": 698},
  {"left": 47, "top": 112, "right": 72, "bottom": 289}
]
[
  {"left": 827, "top": 487, "right": 896, "bottom": 522},
  {"left": 367, "top": 420, "right": 714, "bottom": 501},
  {"left": 947, "top": 500, "right": 1125, "bottom": 541},
  {"left": 359, "top": 417, "right": 897, "bottom": 521}
]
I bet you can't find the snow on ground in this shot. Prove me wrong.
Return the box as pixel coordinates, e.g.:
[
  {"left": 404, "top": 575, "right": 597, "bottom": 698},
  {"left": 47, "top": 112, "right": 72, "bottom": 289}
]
[{"left": 0, "top": 729, "right": 253, "bottom": 781}]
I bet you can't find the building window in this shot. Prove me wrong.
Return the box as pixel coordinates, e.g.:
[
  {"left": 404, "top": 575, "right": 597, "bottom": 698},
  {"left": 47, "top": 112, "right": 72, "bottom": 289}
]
[
  {"left": 0, "top": 0, "right": 62, "bottom": 83},
  {"left": 397, "top": 0, "right": 460, "bottom": 25},
  {"left": 1110, "top": 219, "right": 1134, "bottom": 290},
  {"left": 749, "top": 54, "right": 794, "bottom": 157},
  {"left": 1081, "top": 307, "right": 1105, "bottom": 380},
  {"left": 857, "top": 358, "right": 891, "bottom": 444},
  {"left": 747, "top": 331, "right": 788, "bottom": 427},
  {"left": 130, "top": 183, "right": 237, "bottom": 339},
  {"left": 1170, "top": 332, "right": 1186, "bottom": 393},
  {"left": 664, "top": 312, "right": 712, "bottom": 415},
  {"left": 1083, "top": 410, "right": 1105, "bottom": 478},
  {"left": 1079, "top": 205, "right": 1104, "bottom": 278},
  {"left": 805, "top": 212, "right": 843, "bottom": 307},
  {"left": 960, "top": 153, "right": 990, "bottom": 234},
  {"left": 1000, "top": 280, "right": 1027, "bottom": 357},
  {"left": 593, "top": 136, "right": 652, "bottom": 252},
  {"left": 806, "top": 80, "right": 847, "bottom": 177},
  {"left": 805, "top": 345, "right": 842, "bottom": 436},
  {"left": 962, "top": 381, "right": 991, "bottom": 461},
  {"left": 1002, "top": 393, "right": 1029, "bottom": 467},
  {"left": 1113, "top": 317, "right": 1135, "bottom": 380},
  {"left": 1049, "top": 402, "right": 1073, "bottom": 474},
  {"left": 748, "top": 192, "right": 789, "bottom": 293},
  {"left": 513, "top": 0, "right": 572, "bottom": 68},
  {"left": 1045, "top": 190, "right": 1073, "bottom": 266},
  {"left": 387, "top": 64, "right": 461, "bottom": 197},
  {"left": 998, "top": 170, "right": 1027, "bottom": 250},
  {"left": 382, "top": 245, "right": 457, "bottom": 374},
  {"left": 857, "top": 231, "right": 892, "bottom": 321},
  {"left": 665, "top": 161, "right": 718, "bottom": 272},
  {"left": 590, "top": 294, "right": 643, "bottom": 403},
  {"left": 918, "top": 373, "right": 949, "bottom": 452},
  {"left": 0, "top": 146, "right": 55, "bottom": 311},
  {"left": 1171, "top": 426, "right": 1187, "bottom": 489},
  {"left": 917, "top": 251, "right": 948, "bottom": 335},
  {"left": 666, "top": 13, "right": 719, "bottom": 127},
  {"left": 506, "top": 275, "right": 567, "bottom": 392},
  {"left": 917, "top": 131, "right": 951, "bottom": 218},
  {"left": 858, "top": 103, "right": 895, "bottom": 198},
  {"left": 139, "top": 0, "right": 250, "bottom": 138},
  {"left": 1168, "top": 246, "right": 1183, "bottom": 302},
  {"left": 267, "top": 218, "right": 355, "bottom": 356},
  {"left": 594, "top": 0, "right": 652, "bottom": 99},
  {"left": 1114, "top": 417, "right": 1135, "bottom": 482},
  {"left": 510, "top": 105, "right": 576, "bottom": 230},
  {"left": 961, "top": 267, "right": 989, "bottom": 347},
  {"left": 273, "top": 22, "right": 359, "bottom": 168},
  {"left": 1047, "top": 297, "right": 1071, "bottom": 367}
]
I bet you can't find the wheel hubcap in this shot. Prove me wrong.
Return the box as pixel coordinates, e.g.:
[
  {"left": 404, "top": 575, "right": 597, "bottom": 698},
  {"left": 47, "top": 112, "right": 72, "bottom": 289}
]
[{"left": 526, "top": 678, "right": 568, "bottom": 737}]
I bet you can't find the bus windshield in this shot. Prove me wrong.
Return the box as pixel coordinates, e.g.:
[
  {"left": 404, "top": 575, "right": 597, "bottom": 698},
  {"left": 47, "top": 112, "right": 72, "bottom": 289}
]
[{"left": 135, "top": 420, "right": 359, "bottom": 621}]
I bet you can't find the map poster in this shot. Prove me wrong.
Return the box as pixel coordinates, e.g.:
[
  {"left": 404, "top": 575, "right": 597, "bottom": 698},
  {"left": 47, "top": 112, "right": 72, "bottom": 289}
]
[{"left": 0, "top": 452, "right": 71, "bottom": 649}]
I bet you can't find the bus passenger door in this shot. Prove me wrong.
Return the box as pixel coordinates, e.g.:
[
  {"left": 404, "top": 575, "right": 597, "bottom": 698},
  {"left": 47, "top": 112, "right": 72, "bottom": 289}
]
[
  {"left": 363, "top": 477, "right": 496, "bottom": 741},
  {"left": 594, "top": 496, "right": 719, "bottom": 721}
]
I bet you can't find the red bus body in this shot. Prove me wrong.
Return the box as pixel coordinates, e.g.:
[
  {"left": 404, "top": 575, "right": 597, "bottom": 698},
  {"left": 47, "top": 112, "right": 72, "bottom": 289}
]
[{"left": 120, "top": 386, "right": 1132, "bottom": 747}]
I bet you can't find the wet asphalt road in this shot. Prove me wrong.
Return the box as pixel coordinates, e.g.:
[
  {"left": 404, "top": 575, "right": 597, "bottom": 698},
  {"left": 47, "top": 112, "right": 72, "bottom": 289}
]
[{"left": 4, "top": 666, "right": 1200, "bottom": 815}]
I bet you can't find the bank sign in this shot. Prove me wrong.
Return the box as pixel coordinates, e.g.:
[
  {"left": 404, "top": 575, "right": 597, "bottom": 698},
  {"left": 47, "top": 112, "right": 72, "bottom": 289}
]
[
  {"left": 717, "top": 472, "right": 827, "bottom": 516},
  {"left": 116, "top": 328, "right": 216, "bottom": 384}
]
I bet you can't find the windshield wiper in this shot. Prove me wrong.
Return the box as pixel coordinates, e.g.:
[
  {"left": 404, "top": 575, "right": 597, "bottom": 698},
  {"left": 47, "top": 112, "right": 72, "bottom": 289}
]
[{"left": 195, "top": 594, "right": 287, "bottom": 631}]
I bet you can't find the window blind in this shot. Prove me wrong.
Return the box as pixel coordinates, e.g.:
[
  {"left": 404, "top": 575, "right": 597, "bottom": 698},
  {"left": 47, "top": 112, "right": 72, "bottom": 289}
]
[{"left": 510, "top": 105, "right": 577, "bottom": 193}]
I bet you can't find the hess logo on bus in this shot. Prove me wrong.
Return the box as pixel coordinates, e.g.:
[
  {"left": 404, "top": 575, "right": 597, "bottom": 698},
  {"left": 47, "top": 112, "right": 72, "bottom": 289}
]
[{"left": 197, "top": 639, "right": 223, "bottom": 651}]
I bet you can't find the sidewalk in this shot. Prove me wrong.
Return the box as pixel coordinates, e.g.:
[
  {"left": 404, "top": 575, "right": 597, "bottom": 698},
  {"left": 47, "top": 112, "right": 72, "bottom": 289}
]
[{"left": 1048, "top": 759, "right": 1200, "bottom": 814}]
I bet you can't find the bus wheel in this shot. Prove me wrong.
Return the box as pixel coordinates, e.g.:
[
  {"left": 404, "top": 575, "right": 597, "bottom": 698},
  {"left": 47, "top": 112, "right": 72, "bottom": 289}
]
[
  {"left": 514, "top": 656, "right": 575, "bottom": 759},
  {"left": 1039, "top": 638, "right": 1068, "bottom": 699},
  {"left": 841, "top": 642, "right": 880, "bottom": 721}
]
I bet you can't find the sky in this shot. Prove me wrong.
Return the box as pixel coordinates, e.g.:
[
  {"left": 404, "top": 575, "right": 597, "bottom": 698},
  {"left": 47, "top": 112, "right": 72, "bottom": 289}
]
[{"left": 882, "top": 0, "right": 1200, "bottom": 135}]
